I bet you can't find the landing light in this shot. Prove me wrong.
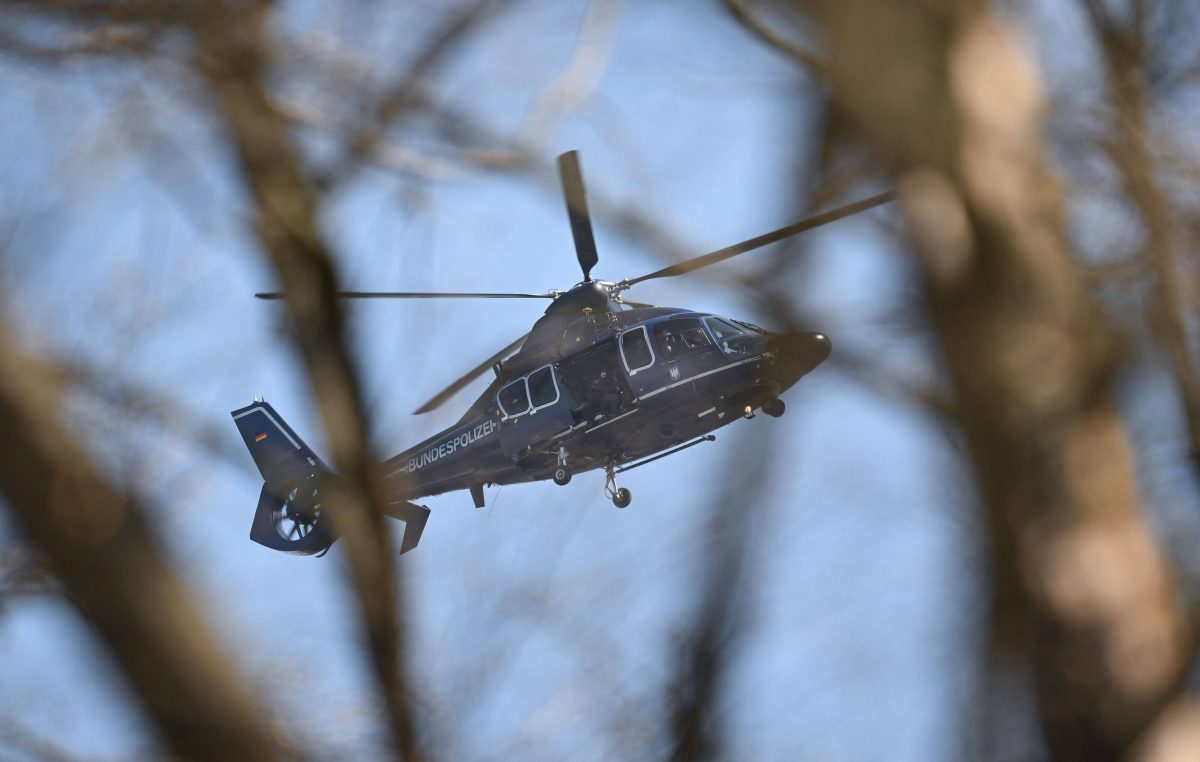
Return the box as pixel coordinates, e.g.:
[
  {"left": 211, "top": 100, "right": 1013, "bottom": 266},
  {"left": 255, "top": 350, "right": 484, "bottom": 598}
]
[{"left": 744, "top": 405, "right": 753, "bottom": 415}]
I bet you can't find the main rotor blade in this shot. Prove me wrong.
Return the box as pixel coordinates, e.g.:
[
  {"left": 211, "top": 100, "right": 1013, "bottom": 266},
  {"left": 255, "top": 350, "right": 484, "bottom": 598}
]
[
  {"left": 412, "top": 331, "right": 531, "bottom": 414},
  {"left": 255, "top": 291, "right": 557, "bottom": 300},
  {"left": 622, "top": 191, "right": 894, "bottom": 287},
  {"left": 558, "top": 150, "right": 600, "bottom": 282}
]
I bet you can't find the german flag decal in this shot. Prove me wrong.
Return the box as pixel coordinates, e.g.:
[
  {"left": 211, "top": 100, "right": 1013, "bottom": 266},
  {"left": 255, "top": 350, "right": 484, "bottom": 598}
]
[{"left": 255, "top": 432, "right": 268, "bottom": 443}]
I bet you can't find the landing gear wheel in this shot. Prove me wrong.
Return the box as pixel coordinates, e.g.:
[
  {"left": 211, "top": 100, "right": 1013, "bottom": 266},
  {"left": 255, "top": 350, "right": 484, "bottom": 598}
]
[
  {"left": 603, "top": 460, "right": 632, "bottom": 508},
  {"left": 612, "top": 487, "right": 632, "bottom": 509},
  {"left": 553, "top": 466, "right": 573, "bottom": 486},
  {"left": 762, "top": 398, "right": 786, "bottom": 418}
]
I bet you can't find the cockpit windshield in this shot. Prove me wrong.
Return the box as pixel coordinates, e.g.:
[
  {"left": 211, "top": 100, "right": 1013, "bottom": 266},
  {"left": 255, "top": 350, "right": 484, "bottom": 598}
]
[
  {"left": 653, "top": 318, "right": 712, "bottom": 360},
  {"left": 704, "top": 316, "right": 758, "bottom": 356},
  {"left": 704, "top": 317, "right": 742, "bottom": 342},
  {"left": 733, "top": 320, "right": 765, "bottom": 334}
]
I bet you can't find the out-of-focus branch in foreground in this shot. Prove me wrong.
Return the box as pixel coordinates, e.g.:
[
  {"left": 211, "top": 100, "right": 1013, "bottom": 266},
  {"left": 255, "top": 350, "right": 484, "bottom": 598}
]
[
  {"left": 801, "top": 0, "right": 1196, "bottom": 758},
  {"left": 1081, "top": 0, "right": 1200, "bottom": 483},
  {"left": 188, "top": 5, "right": 423, "bottom": 759},
  {"left": 0, "top": 326, "right": 279, "bottom": 760}
]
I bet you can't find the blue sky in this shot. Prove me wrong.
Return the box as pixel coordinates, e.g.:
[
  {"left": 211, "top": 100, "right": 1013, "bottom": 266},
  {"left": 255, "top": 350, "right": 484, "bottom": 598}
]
[{"left": 6, "top": 1, "right": 1186, "bottom": 759}]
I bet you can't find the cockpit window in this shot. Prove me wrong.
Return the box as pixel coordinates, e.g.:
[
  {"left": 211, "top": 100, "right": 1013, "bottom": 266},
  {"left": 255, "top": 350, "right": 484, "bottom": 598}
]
[
  {"left": 527, "top": 366, "right": 558, "bottom": 408},
  {"left": 498, "top": 379, "right": 530, "bottom": 417},
  {"left": 653, "top": 318, "right": 712, "bottom": 360},
  {"left": 704, "top": 317, "right": 743, "bottom": 342},
  {"left": 707, "top": 316, "right": 759, "bottom": 356},
  {"left": 733, "top": 320, "right": 765, "bottom": 334}
]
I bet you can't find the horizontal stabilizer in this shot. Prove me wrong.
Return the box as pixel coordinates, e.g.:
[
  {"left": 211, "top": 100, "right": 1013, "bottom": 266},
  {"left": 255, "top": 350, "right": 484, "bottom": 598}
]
[{"left": 383, "top": 501, "right": 431, "bottom": 555}]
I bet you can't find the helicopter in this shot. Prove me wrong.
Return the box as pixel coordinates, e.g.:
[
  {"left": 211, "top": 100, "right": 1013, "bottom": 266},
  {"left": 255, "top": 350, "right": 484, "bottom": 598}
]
[{"left": 232, "top": 151, "right": 892, "bottom": 555}]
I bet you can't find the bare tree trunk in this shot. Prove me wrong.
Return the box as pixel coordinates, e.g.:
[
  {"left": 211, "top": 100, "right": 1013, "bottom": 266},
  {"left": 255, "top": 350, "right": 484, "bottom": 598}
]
[
  {"left": 799, "top": 1, "right": 1195, "bottom": 758},
  {"left": 0, "top": 328, "right": 279, "bottom": 761},
  {"left": 189, "top": 6, "right": 421, "bottom": 760},
  {"left": 1082, "top": 0, "right": 1200, "bottom": 483}
]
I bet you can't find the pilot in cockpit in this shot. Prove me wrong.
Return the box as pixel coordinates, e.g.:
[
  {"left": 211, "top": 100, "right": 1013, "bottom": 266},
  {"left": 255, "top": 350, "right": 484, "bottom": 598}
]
[{"left": 660, "top": 332, "right": 679, "bottom": 359}]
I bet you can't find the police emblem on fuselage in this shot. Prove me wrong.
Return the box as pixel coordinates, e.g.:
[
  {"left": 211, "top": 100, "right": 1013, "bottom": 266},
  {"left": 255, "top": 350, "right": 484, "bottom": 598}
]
[{"left": 669, "top": 366, "right": 681, "bottom": 381}]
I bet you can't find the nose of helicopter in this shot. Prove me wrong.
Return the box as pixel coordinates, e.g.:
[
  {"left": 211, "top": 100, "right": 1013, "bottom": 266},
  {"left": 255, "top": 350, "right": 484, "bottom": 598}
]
[{"left": 767, "top": 331, "right": 832, "bottom": 382}]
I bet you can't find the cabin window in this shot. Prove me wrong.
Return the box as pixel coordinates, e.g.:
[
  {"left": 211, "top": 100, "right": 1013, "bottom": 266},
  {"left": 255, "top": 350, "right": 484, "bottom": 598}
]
[
  {"left": 653, "top": 318, "right": 712, "bottom": 360},
  {"left": 620, "top": 326, "right": 654, "bottom": 374},
  {"left": 527, "top": 366, "right": 559, "bottom": 409},
  {"left": 557, "top": 339, "right": 633, "bottom": 422},
  {"left": 498, "top": 379, "right": 530, "bottom": 418}
]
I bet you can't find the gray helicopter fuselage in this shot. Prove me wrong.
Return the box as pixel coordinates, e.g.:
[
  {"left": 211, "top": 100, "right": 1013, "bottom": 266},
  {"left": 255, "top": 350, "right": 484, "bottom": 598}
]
[
  {"left": 380, "top": 303, "right": 828, "bottom": 503},
  {"left": 233, "top": 148, "right": 876, "bottom": 555}
]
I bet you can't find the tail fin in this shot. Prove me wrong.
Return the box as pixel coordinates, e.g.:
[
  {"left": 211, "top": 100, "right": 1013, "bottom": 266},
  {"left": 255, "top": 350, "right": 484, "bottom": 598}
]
[
  {"left": 232, "top": 400, "right": 333, "bottom": 555},
  {"left": 231, "top": 399, "right": 430, "bottom": 556},
  {"left": 231, "top": 400, "right": 328, "bottom": 492}
]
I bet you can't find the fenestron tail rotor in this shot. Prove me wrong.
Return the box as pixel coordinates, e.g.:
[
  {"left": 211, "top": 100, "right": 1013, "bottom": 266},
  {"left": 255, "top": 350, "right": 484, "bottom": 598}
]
[{"left": 558, "top": 150, "right": 600, "bottom": 282}]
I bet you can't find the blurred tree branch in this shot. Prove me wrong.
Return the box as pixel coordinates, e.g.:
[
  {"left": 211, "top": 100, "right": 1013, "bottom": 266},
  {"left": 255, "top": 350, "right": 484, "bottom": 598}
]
[
  {"left": 516, "top": 0, "right": 626, "bottom": 148},
  {"left": 188, "top": 4, "right": 423, "bottom": 759},
  {"left": 0, "top": 325, "right": 280, "bottom": 760},
  {"left": 0, "top": 716, "right": 83, "bottom": 762},
  {"left": 322, "top": 0, "right": 515, "bottom": 188},
  {"left": 799, "top": 0, "right": 1197, "bottom": 759},
  {"left": 6, "top": 0, "right": 1194, "bottom": 759},
  {"left": 51, "top": 355, "right": 249, "bottom": 469},
  {"left": 666, "top": 429, "right": 771, "bottom": 762},
  {"left": 1080, "top": 0, "right": 1200, "bottom": 482},
  {"left": 0, "top": 546, "right": 59, "bottom": 609},
  {"left": 726, "top": 0, "right": 826, "bottom": 75}
]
